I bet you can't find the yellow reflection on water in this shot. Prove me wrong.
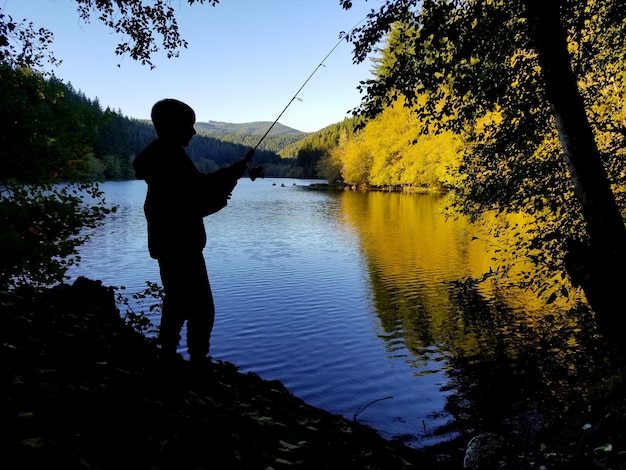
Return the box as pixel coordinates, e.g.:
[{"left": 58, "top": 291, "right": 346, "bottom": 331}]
[
  {"left": 338, "top": 189, "right": 590, "bottom": 363},
  {"left": 340, "top": 190, "right": 581, "bottom": 307}
]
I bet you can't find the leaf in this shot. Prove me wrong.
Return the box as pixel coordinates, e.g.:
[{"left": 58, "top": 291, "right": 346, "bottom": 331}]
[
  {"left": 278, "top": 440, "right": 302, "bottom": 451},
  {"left": 22, "top": 437, "right": 46, "bottom": 448},
  {"left": 594, "top": 443, "right": 612, "bottom": 452},
  {"left": 274, "top": 458, "right": 295, "bottom": 466}
]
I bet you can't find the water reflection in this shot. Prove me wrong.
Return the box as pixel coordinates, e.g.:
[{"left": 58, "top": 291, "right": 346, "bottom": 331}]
[
  {"left": 338, "top": 189, "right": 614, "bottom": 443},
  {"left": 340, "top": 191, "right": 479, "bottom": 366}
]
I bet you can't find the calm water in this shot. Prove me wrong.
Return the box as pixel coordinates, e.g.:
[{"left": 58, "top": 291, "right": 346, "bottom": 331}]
[{"left": 68, "top": 179, "right": 608, "bottom": 448}]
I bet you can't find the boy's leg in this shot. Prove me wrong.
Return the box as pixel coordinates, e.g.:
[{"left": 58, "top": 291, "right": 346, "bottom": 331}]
[
  {"left": 157, "top": 254, "right": 191, "bottom": 358},
  {"left": 185, "top": 254, "right": 215, "bottom": 363},
  {"left": 158, "top": 294, "right": 186, "bottom": 358},
  {"left": 158, "top": 251, "right": 215, "bottom": 363}
]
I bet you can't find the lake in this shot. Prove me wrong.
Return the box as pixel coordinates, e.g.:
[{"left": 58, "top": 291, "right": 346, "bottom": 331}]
[{"left": 68, "top": 178, "right": 609, "bottom": 449}]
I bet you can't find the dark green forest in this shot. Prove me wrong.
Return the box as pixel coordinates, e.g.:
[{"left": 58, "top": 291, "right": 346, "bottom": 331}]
[
  {"left": 88, "top": 102, "right": 317, "bottom": 180},
  {"left": 195, "top": 121, "right": 307, "bottom": 152}
]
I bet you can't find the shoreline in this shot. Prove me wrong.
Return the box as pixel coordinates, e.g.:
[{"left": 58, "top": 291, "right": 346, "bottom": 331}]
[
  {"left": 2, "top": 277, "right": 624, "bottom": 469},
  {"left": 0, "top": 277, "right": 449, "bottom": 469}
]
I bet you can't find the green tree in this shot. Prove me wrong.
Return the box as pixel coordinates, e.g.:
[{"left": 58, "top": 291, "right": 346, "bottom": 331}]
[
  {"left": 0, "top": 182, "right": 112, "bottom": 289},
  {"left": 341, "top": 0, "right": 626, "bottom": 341},
  {"left": 0, "top": 64, "right": 111, "bottom": 290}
]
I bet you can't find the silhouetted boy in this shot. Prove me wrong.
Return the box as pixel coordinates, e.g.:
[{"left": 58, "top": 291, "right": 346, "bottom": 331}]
[{"left": 133, "top": 98, "right": 256, "bottom": 368}]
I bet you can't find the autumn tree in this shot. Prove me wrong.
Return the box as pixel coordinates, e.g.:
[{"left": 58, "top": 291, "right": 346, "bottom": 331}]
[
  {"left": 340, "top": 0, "right": 626, "bottom": 342},
  {"left": 334, "top": 95, "right": 461, "bottom": 189}
]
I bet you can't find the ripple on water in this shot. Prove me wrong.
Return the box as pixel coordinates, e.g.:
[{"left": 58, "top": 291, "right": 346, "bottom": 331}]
[{"left": 69, "top": 180, "right": 466, "bottom": 449}]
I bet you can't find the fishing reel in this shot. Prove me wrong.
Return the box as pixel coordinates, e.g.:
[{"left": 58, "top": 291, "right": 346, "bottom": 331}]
[{"left": 248, "top": 164, "right": 265, "bottom": 181}]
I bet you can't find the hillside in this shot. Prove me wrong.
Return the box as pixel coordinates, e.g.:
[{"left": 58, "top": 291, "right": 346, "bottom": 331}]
[
  {"left": 193, "top": 121, "right": 309, "bottom": 156},
  {"left": 195, "top": 121, "right": 305, "bottom": 136}
]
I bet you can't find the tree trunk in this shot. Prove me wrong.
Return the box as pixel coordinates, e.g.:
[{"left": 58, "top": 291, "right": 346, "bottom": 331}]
[{"left": 524, "top": 0, "right": 626, "bottom": 342}]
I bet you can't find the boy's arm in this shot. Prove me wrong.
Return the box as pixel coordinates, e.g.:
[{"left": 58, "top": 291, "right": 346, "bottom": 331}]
[{"left": 195, "top": 149, "right": 259, "bottom": 217}]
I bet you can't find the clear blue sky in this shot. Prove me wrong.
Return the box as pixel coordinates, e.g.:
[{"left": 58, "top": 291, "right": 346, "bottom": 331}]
[{"left": 2, "top": 0, "right": 379, "bottom": 132}]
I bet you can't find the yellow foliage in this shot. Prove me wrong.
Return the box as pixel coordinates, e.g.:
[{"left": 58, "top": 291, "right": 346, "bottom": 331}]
[{"left": 332, "top": 97, "right": 463, "bottom": 189}]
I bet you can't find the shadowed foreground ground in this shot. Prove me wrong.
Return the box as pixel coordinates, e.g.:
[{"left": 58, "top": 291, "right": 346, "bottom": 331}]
[{"left": 1, "top": 277, "right": 625, "bottom": 469}]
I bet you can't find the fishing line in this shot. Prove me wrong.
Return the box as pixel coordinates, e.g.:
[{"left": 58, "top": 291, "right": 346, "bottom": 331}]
[{"left": 252, "top": 15, "right": 368, "bottom": 151}]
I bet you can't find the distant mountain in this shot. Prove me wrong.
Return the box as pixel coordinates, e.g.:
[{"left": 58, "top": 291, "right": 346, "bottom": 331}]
[
  {"left": 193, "top": 121, "right": 309, "bottom": 154},
  {"left": 194, "top": 121, "right": 305, "bottom": 136}
]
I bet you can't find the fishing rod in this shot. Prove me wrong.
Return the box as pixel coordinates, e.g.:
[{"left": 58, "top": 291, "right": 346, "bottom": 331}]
[{"left": 246, "top": 16, "right": 367, "bottom": 181}]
